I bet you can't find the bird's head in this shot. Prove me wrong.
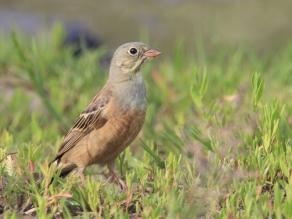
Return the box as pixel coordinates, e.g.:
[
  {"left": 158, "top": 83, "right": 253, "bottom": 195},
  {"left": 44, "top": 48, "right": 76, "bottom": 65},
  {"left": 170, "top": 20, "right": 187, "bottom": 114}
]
[{"left": 109, "top": 42, "right": 161, "bottom": 81}]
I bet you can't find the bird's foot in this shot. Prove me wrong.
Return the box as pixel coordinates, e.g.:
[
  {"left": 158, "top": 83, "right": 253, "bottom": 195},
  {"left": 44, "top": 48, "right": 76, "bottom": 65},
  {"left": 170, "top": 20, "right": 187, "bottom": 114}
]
[
  {"left": 106, "top": 172, "right": 127, "bottom": 191},
  {"left": 78, "top": 167, "right": 86, "bottom": 186}
]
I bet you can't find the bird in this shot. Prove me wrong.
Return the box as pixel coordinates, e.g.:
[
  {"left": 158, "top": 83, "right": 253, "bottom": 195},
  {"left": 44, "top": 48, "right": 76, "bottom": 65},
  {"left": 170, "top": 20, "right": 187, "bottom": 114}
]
[{"left": 50, "top": 42, "right": 161, "bottom": 189}]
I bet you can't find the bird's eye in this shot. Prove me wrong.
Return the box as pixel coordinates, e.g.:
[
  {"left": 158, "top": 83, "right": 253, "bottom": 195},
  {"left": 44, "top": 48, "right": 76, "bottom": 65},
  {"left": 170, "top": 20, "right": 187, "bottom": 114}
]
[{"left": 128, "top": 48, "right": 138, "bottom": 56}]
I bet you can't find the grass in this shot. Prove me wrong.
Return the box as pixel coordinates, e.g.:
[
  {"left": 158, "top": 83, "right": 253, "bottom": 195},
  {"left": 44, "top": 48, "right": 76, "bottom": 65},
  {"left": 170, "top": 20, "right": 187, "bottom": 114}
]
[{"left": 0, "top": 26, "right": 291, "bottom": 218}]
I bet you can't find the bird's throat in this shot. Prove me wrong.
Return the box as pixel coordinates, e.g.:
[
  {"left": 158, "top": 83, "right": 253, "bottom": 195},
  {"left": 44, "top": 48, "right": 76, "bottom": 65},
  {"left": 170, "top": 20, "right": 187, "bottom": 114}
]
[{"left": 111, "top": 72, "right": 147, "bottom": 111}]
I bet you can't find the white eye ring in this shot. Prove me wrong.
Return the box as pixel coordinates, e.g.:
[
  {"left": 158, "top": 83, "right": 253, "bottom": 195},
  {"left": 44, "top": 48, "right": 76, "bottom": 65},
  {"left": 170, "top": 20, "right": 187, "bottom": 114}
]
[{"left": 128, "top": 47, "right": 138, "bottom": 56}]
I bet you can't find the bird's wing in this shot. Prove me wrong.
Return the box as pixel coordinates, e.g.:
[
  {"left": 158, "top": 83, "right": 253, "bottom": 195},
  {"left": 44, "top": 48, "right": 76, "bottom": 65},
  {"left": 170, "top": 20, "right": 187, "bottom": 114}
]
[{"left": 52, "top": 88, "right": 111, "bottom": 163}]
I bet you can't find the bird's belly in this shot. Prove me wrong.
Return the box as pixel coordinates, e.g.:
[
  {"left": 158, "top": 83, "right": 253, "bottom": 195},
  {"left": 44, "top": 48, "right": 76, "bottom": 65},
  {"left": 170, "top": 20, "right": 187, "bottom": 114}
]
[{"left": 87, "top": 110, "right": 146, "bottom": 164}]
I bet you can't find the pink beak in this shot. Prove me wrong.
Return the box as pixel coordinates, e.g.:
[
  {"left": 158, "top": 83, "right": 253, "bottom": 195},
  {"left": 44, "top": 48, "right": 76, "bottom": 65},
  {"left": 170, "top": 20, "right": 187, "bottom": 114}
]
[{"left": 143, "top": 49, "right": 162, "bottom": 58}]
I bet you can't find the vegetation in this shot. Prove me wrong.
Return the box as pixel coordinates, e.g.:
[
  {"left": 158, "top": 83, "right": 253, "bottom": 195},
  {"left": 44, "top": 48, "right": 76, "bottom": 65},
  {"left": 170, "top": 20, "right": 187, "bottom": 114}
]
[{"left": 0, "top": 26, "right": 291, "bottom": 218}]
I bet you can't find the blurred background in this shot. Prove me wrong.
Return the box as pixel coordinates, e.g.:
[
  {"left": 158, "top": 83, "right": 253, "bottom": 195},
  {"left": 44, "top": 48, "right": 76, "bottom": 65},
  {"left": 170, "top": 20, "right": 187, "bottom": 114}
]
[
  {"left": 1, "top": 1, "right": 292, "bottom": 217},
  {"left": 1, "top": 0, "right": 292, "bottom": 54}
]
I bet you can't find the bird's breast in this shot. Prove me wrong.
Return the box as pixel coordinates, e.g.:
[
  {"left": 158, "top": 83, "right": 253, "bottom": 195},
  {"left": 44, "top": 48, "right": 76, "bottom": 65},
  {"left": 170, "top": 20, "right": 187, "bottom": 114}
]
[{"left": 88, "top": 108, "right": 146, "bottom": 164}]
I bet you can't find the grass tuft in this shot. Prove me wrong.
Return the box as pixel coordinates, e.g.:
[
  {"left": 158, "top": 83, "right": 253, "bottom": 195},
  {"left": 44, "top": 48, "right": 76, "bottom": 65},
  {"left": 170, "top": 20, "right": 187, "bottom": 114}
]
[{"left": 0, "top": 26, "right": 291, "bottom": 218}]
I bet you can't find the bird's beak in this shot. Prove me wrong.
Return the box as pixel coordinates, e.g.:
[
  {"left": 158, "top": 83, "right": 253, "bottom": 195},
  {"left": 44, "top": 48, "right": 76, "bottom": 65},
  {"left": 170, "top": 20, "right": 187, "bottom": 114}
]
[{"left": 143, "top": 49, "right": 161, "bottom": 58}]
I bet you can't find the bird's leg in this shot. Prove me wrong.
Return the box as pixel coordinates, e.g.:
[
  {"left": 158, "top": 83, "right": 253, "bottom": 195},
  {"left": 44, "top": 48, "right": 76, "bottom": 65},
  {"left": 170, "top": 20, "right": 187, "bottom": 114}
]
[
  {"left": 78, "top": 167, "right": 85, "bottom": 186},
  {"left": 107, "top": 162, "right": 127, "bottom": 191}
]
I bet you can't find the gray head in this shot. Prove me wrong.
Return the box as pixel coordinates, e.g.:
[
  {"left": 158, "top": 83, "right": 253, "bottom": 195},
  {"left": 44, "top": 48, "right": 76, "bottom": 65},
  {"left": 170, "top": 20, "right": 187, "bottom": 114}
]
[{"left": 109, "top": 42, "right": 161, "bottom": 82}]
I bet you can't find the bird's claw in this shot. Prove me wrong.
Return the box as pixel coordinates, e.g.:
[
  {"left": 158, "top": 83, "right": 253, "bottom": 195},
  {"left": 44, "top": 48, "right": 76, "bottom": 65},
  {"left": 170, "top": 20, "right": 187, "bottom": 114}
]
[{"left": 107, "top": 172, "right": 128, "bottom": 191}]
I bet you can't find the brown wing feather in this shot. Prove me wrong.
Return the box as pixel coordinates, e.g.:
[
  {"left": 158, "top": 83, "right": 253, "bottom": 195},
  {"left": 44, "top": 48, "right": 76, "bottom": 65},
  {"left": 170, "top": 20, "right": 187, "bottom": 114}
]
[{"left": 52, "top": 87, "right": 111, "bottom": 163}]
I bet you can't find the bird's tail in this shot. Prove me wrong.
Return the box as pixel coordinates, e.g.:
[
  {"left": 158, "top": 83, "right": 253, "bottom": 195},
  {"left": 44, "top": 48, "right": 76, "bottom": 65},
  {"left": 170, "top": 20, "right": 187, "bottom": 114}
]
[
  {"left": 48, "top": 161, "right": 76, "bottom": 185},
  {"left": 60, "top": 164, "right": 76, "bottom": 178}
]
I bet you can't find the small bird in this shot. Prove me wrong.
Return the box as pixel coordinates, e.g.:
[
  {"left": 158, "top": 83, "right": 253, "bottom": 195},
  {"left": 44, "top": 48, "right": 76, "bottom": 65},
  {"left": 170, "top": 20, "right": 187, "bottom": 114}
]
[{"left": 50, "top": 42, "right": 161, "bottom": 189}]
